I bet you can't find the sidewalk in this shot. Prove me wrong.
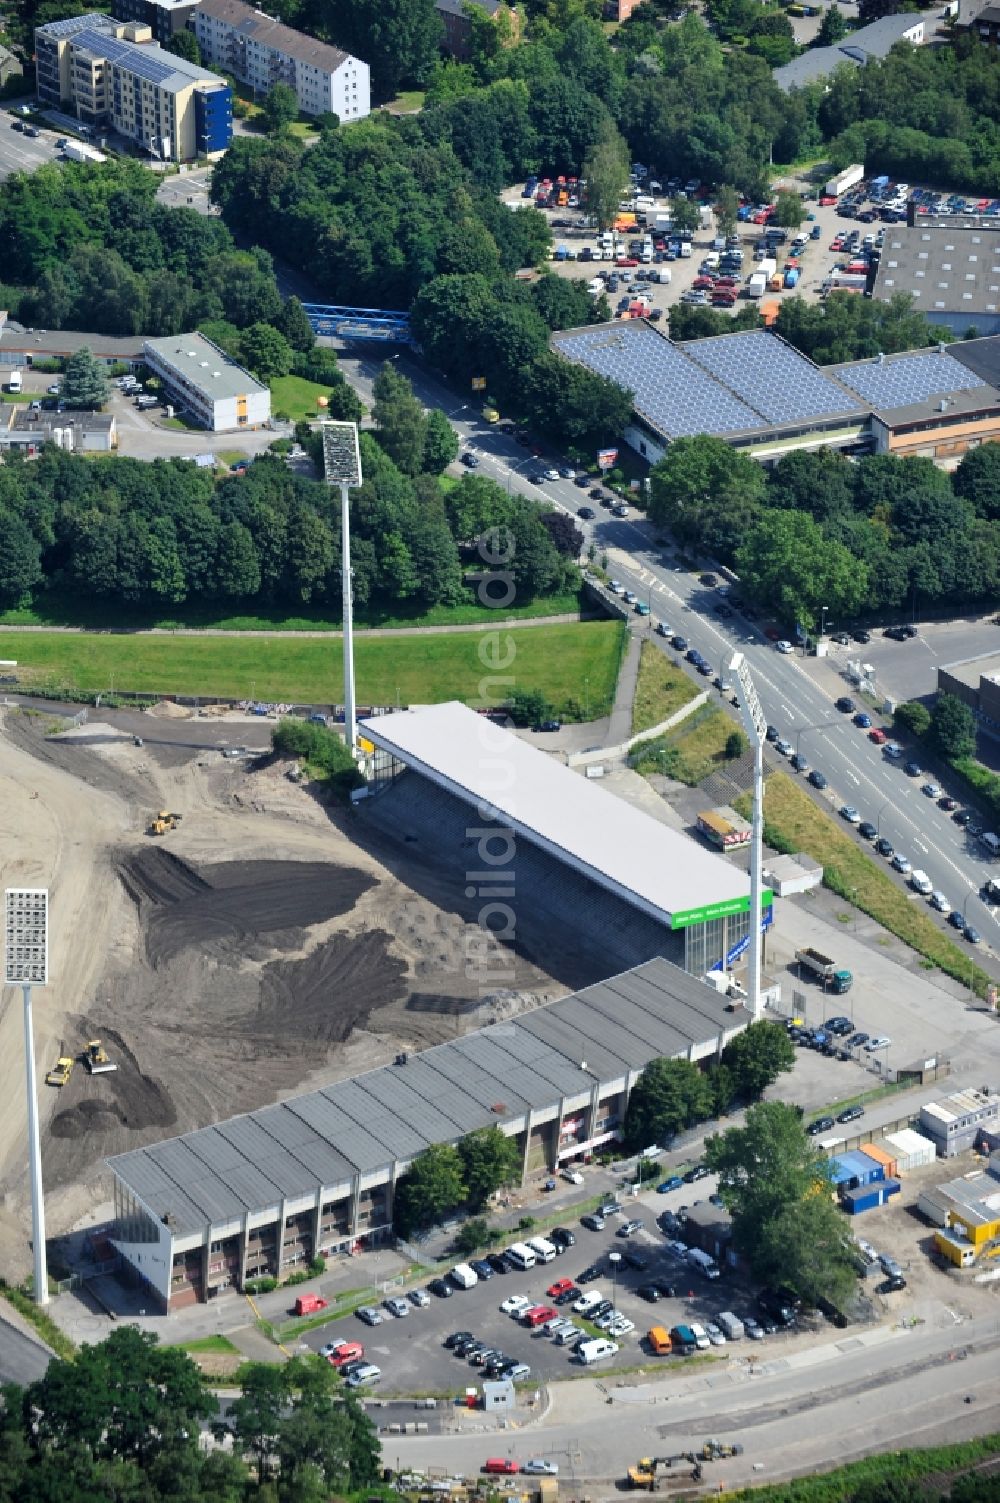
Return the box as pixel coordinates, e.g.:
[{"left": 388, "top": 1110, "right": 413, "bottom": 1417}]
[{"left": 607, "top": 632, "right": 642, "bottom": 745}]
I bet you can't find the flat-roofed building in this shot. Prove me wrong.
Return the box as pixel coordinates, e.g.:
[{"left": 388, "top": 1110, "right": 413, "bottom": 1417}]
[
  {"left": 938, "top": 646, "right": 1000, "bottom": 741},
  {"left": 919, "top": 1088, "right": 1000, "bottom": 1157},
  {"left": 830, "top": 340, "right": 1000, "bottom": 462},
  {"left": 35, "top": 12, "right": 232, "bottom": 160},
  {"left": 193, "top": 0, "right": 369, "bottom": 121},
  {"left": 143, "top": 332, "right": 270, "bottom": 431},
  {"left": 112, "top": 0, "right": 198, "bottom": 44}
]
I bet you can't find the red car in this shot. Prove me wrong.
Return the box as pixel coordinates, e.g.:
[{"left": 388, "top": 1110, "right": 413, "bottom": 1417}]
[
  {"left": 692, "top": 275, "right": 715, "bottom": 289},
  {"left": 547, "top": 1277, "right": 574, "bottom": 1298},
  {"left": 819, "top": 195, "right": 838, "bottom": 206},
  {"left": 715, "top": 276, "right": 739, "bottom": 287},
  {"left": 328, "top": 1341, "right": 364, "bottom": 1367},
  {"left": 615, "top": 256, "right": 638, "bottom": 267},
  {"left": 869, "top": 728, "right": 888, "bottom": 745},
  {"left": 484, "top": 1460, "right": 520, "bottom": 1475},
  {"left": 712, "top": 293, "right": 737, "bottom": 306},
  {"left": 522, "top": 1304, "right": 558, "bottom": 1328}
]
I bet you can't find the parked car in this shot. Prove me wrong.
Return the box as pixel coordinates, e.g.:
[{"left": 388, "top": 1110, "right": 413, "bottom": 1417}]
[
  {"left": 807, "top": 1116, "right": 835, "bottom": 1136},
  {"left": 839, "top": 805, "right": 861, "bottom": 823},
  {"left": 808, "top": 769, "right": 828, "bottom": 789},
  {"left": 657, "top": 1175, "right": 683, "bottom": 1193},
  {"left": 617, "top": 1218, "right": 644, "bottom": 1238},
  {"left": 858, "top": 821, "right": 877, "bottom": 840},
  {"left": 835, "top": 696, "right": 856, "bottom": 713},
  {"left": 874, "top": 836, "right": 894, "bottom": 857},
  {"left": 837, "top": 1105, "right": 864, "bottom": 1123},
  {"left": 581, "top": 1214, "right": 604, "bottom": 1232},
  {"left": 356, "top": 1306, "right": 384, "bottom": 1325}
]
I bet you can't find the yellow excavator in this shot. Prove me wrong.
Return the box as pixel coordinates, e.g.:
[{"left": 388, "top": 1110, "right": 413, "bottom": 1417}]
[
  {"left": 627, "top": 1456, "right": 696, "bottom": 1490},
  {"left": 82, "top": 1040, "right": 117, "bottom": 1074}
]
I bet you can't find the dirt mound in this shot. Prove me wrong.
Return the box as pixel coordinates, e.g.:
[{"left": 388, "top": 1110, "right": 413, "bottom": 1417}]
[
  {"left": 49, "top": 1027, "right": 175, "bottom": 1142},
  {"left": 146, "top": 700, "right": 192, "bottom": 719},
  {"left": 258, "top": 930, "right": 409, "bottom": 1043},
  {"left": 119, "top": 849, "right": 378, "bottom": 967}
]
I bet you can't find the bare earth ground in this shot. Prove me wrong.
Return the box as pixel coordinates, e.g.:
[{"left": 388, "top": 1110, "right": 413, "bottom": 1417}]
[{"left": 0, "top": 707, "right": 561, "bottom": 1279}]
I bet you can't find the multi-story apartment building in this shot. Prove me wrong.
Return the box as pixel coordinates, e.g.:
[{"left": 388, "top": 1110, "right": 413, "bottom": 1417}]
[
  {"left": 143, "top": 332, "right": 271, "bottom": 431},
  {"left": 35, "top": 12, "right": 232, "bottom": 161},
  {"left": 193, "top": 0, "right": 369, "bottom": 121},
  {"left": 111, "top": 0, "right": 199, "bottom": 46}
]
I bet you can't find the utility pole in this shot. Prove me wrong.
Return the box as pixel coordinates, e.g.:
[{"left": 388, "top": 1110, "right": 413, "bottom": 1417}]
[
  {"left": 321, "top": 422, "right": 363, "bottom": 753},
  {"left": 4, "top": 889, "right": 49, "bottom": 1305}
]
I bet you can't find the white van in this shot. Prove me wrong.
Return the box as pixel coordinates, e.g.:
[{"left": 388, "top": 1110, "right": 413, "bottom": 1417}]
[
  {"left": 717, "top": 1311, "right": 744, "bottom": 1340},
  {"left": 688, "top": 1322, "right": 711, "bottom": 1351},
  {"left": 450, "top": 1262, "right": 479, "bottom": 1290},
  {"left": 528, "top": 1237, "right": 558, "bottom": 1264},
  {"left": 909, "top": 869, "right": 932, "bottom": 896},
  {"left": 506, "top": 1242, "right": 536, "bottom": 1271},
  {"left": 554, "top": 1324, "right": 581, "bottom": 1345},
  {"left": 573, "top": 1288, "right": 605, "bottom": 1315},
  {"left": 586, "top": 278, "right": 604, "bottom": 296},
  {"left": 6, "top": 369, "right": 22, "bottom": 394},
  {"left": 578, "top": 1337, "right": 619, "bottom": 1364},
  {"left": 686, "top": 1247, "right": 720, "bottom": 1280}
]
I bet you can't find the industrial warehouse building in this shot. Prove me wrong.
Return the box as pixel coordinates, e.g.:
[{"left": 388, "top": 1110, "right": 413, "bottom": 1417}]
[
  {"left": 919, "top": 1088, "right": 1000, "bottom": 1157},
  {"left": 143, "top": 332, "right": 270, "bottom": 431},
  {"left": 938, "top": 647, "right": 1000, "bottom": 741},
  {"left": 357, "top": 701, "right": 773, "bottom": 978},
  {"left": 919, "top": 1152, "right": 1000, "bottom": 1267},
  {"left": 193, "top": 0, "right": 370, "bottom": 121},
  {"left": 870, "top": 216, "right": 1000, "bottom": 338},
  {"left": 108, "top": 957, "right": 751, "bottom": 1310},
  {"left": 551, "top": 324, "right": 1000, "bottom": 467},
  {"left": 35, "top": 13, "right": 232, "bottom": 161}
]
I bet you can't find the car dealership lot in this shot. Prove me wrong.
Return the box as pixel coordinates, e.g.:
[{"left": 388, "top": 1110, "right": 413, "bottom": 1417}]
[{"left": 301, "top": 1197, "right": 806, "bottom": 1396}]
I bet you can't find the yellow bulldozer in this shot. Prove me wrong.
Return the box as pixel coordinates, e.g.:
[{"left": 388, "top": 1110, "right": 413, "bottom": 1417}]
[
  {"left": 45, "top": 1056, "right": 74, "bottom": 1088},
  {"left": 627, "top": 1456, "right": 696, "bottom": 1490},
  {"left": 82, "top": 1040, "right": 117, "bottom": 1075},
  {"left": 148, "top": 810, "right": 182, "bottom": 836}
]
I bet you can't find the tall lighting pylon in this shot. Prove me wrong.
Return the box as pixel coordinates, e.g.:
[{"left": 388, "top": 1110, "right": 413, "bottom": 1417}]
[
  {"left": 728, "top": 655, "right": 768, "bottom": 1020},
  {"left": 321, "top": 422, "right": 363, "bottom": 754},
  {"left": 4, "top": 888, "right": 49, "bottom": 1305}
]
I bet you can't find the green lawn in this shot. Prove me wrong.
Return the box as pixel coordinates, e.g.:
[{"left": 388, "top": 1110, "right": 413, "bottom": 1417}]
[
  {"left": 270, "top": 373, "right": 338, "bottom": 422},
  {"left": 0, "top": 619, "right": 624, "bottom": 712},
  {"left": 0, "top": 586, "right": 584, "bottom": 633},
  {"left": 734, "top": 772, "right": 993, "bottom": 998},
  {"left": 172, "top": 1334, "right": 240, "bottom": 1355},
  {"left": 632, "top": 703, "right": 738, "bottom": 785},
  {"left": 631, "top": 642, "right": 700, "bottom": 735}
]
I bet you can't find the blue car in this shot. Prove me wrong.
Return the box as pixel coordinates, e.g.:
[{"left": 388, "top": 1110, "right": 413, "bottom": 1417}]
[
  {"left": 948, "top": 909, "right": 966, "bottom": 931},
  {"left": 657, "top": 1176, "right": 683, "bottom": 1194},
  {"left": 853, "top": 712, "right": 872, "bottom": 728},
  {"left": 471, "top": 1259, "right": 494, "bottom": 1280}
]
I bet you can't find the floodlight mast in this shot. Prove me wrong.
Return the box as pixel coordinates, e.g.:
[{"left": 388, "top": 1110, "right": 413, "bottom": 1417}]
[
  {"left": 728, "top": 654, "right": 766, "bottom": 1021},
  {"left": 4, "top": 889, "right": 49, "bottom": 1305},
  {"left": 321, "top": 423, "right": 363, "bottom": 755}
]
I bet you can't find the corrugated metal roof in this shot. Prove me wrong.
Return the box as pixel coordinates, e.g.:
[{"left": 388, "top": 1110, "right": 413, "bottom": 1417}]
[{"left": 108, "top": 957, "right": 746, "bottom": 1237}]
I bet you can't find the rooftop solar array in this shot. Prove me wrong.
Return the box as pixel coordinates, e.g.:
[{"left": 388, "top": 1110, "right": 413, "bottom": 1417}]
[
  {"left": 684, "top": 331, "right": 863, "bottom": 424},
  {"left": 40, "top": 12, "right": 118, "bottom": 37},
  {"left": 109, "top": 957, "right": 743, "bottom": 1236},
  {"left": 553, "top": 324, "right": 761, "bottom": 438},
  {"left": 834, "top": 350, "right": 988, "bottom": 411},
  {"left": 73, "top": 27, "right": 222, "bottom": 88}
]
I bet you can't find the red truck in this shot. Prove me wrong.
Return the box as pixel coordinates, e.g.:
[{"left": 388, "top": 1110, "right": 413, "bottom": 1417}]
[{"left": 293, "top": 1293, "right": 329, "bottom": 1316}]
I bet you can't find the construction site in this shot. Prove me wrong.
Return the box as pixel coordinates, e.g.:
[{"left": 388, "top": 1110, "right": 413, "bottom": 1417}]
[{"left": 0, "top": 702, "right": 569, "bottom": 1279}]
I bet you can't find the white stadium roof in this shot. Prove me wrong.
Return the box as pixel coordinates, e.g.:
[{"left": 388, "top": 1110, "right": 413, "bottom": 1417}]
[{"left": 360, "top": 701, "right": 765, "bottom": 929}]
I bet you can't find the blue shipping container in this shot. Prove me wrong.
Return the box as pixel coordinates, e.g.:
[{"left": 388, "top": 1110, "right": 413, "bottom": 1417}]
[
  {"left": 827, "top": 1157, "right": 856, "bottom": 1188},
  {"left": 838, "top": 1150, "right": 885, "bottom": 1188},
  {"left": 842, "top": 1178, "right": 901, "bottom": 1214}
]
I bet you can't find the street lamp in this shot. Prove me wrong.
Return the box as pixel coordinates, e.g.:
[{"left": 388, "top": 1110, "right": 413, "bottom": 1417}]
[
  {"left": 875, "top": 800, "right": 892, "bottom": 836},
  {"left": 322, "top": 422, "right": 363, "bottom": 755},
  {"left": 728, "top": 653, "right": 767, "bottom": 1020},
  {"left": 608, "top": 1250, "right": 622, "bottom": 1316},
  {"left": 962, "top": 892, "right": 981, "bottom": 995},
  {"left": 820, "top": 605, "right": 830, "bottom": 638},
  {"left": 4, "top": 889, "right": 49, "bottom": 1305}
]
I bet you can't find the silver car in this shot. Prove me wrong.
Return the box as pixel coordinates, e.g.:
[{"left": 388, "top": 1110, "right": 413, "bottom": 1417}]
[{"left": 383, "top": 1296, "right": 409, "bottom": 1318}]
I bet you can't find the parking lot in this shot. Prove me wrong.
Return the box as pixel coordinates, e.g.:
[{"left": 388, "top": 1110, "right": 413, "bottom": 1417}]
[
  {"left": 0, "top": 113, "right": 62, "bottom": 181},
  {"left": 301, "top": 1191, "right": 819, "bottom": 1397}
]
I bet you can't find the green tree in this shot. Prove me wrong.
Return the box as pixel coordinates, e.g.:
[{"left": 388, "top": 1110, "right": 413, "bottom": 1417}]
[
  {"left": 27, "top": 1327, "right": 217, "bottom": 1467},
  {"left": 714, "top": 184, "right": 740, "bottom": 239},
  {"left": 0, "top": 513, "right": 42, "bottom": 607},
  {"left": 506, "top": 687, "right": 554, "bottom": 726},
  {"left": 953, "top": 442, "right": 1000, "bottom": 521},
  {"left": 705, "top": 1101, "right": 855, "bottom": 1306},
  {"left": 327, "top": 0, "right": 441, "bottom": 99},
  {"left": 421, "top": 408, "right": 460, "bottom": 474},
  {"left": 736, "top": 508, "right": 866, "bottom": 629},
  {"left": 583, "top": 123, "right": 631, "bottom": 232},
  {"left": 930, "top": 693, "right": 976, "bottom": 760},
  {"left": 623, "top": 1057, "right": 714, "bottom": 1151},
  {"left": 230, "top": 1364, "right": 287, "bottom": 1487},
  {"left": 459, "top": 1126, "right": 522, "bottom": 1210},
  {"left": 669, "top": 195, "right": 701, "bottom": 237},
  {"left": 454, "top": 1216, "right": 494, "bottom": 1255},
  {"left": 165, "top": 28, "right": 202, "bottom": 64},
  {"left": 61, "top": 345, "right": 109, "bottom": 409},
  {"left": 393, "top": 1143, "right": 467, "bottom": 1237},
  {"left": 372, "top": 363, "right": 428, "bottom": 477},
  {"left": 815, "top": 3, "right": 847, "bottom": 44},
  {"left": 240, "top": 322, "right": 294, "bottom": 380},
  {"left": 720, "top": 1020, "right": 795, "bottom": 1102},
  {"left": 725, "top": 728, "right": 747, "bottom": 759},
  {"left": 276, "top": 295, "right": 316, "bottom": 352},
  {"left": 648, "top": 435, "right": 766, "bottom": 547},
  {"left": 893, "top": 699, "right": 931, "bottom": 738},
  {"left": 772, "top": 189, "right": 806, "bottom": 229},
  {"left": 262, "top": 81, "right": 299, "bottom": 135}
]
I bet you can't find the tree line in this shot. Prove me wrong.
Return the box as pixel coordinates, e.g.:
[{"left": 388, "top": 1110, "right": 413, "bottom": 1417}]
[
  {"left": 0, "top": 1325, "right": 381, "bottom": 1502},
  {"left": 648, "top": 436, "right": 1000, "bottom": 631},
  {"left": 0, "top": 418, "right": 578, "bottom": 615}
]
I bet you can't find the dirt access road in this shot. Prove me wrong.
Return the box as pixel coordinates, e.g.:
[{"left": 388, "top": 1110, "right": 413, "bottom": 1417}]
[{"left": 0, "top": 705, "right": 561, "bottom": 1278}]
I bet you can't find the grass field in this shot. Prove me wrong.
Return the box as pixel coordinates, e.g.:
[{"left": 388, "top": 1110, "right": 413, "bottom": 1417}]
[
  {"left": 734, "top": 772, "right": 992, "bottom": 997},
  {"left": 1, "top": 619, "right": 625, "bottom": 712},
  {"left": 269, "top": 373, "right": 339, "bottom": 422},
  {"left": 632, "top": 703, "right": 737, "bottom": 784},
  {"left": 0, "top": 587, "right": 584, "bottom": 633},
  {"left": 631, "top": 643, "right": 700, "bottom": 735},
  {"left": 173, "top": 1334, "right": 240, "bottom": 1356}
]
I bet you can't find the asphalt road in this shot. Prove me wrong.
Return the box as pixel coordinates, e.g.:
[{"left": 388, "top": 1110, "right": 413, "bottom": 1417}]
[
  {"left": 0, "top": 115, "right": 61, "bottom": 181},
  {"left": 0, "top": 1315, "right": 51, "bottom": 1386}
]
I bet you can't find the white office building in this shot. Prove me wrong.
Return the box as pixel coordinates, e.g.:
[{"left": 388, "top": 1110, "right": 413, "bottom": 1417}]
[
  {"left": 193, "top": 0, "right": 370, "bottom": 121},
  {"left": 143, "top": 332, "right": 270, "bottom": 432}
]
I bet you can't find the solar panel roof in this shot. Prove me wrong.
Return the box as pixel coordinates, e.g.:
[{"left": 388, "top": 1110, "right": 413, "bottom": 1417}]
[
  {"left": 833, "top": 350, "right": 987, "bottom": 411},
  {"left": 72, "top": 26, "right": 225, "bottom": 90},
  {"left": 683, "top": 331, "right": 863, "bottom": 424},
  {"left": 553, "top": 324, "right": 761, "bottom": 438},
  {"left": 109, "top": 957, "right": 745, "bottom": 1236}
]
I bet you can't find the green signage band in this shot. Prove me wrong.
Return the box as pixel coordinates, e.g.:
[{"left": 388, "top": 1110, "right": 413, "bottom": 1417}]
[{"left": 670, "top": 891, "right": 773, "bottom": 930}]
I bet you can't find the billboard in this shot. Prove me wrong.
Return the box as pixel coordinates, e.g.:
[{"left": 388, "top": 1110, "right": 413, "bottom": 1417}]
[
  {"left": 670, "top": 890, "right": 773, "bottom": 930},
  {"left": 597, "top": 447, "right": 618, "bottom": 470}
]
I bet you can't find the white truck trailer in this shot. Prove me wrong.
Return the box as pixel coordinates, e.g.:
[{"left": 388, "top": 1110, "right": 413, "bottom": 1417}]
[{"left": 825, "top": 164, "right": 864, "bottom": 198}]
